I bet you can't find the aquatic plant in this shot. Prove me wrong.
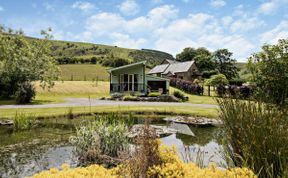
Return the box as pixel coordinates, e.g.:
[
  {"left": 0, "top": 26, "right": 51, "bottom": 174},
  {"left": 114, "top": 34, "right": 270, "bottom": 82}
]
[
  {"left": 217, "top": 97, "right": 288, "bottom": 177},
  {"left": 69, "top": 114, "right": 130, "bottom": 166},
  {"left": 13, "top": 112, "right": 37, "bottom": 130}
]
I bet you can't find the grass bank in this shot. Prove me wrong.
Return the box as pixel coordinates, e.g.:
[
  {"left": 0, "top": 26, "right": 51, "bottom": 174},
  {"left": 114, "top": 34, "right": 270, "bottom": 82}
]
[{"left": 0, "top": 105, "right": 218, "bottom": 119}]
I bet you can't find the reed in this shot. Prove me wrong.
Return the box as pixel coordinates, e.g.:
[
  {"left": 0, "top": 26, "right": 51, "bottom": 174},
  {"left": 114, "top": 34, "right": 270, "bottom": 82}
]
[{"left": 217, "top": 97, "right": 288, "bottom": 177}]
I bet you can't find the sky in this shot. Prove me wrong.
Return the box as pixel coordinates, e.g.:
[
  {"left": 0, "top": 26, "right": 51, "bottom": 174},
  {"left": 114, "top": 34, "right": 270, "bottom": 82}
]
[{"left": 0, "top": 0, "right": 288, "bottom": 62}]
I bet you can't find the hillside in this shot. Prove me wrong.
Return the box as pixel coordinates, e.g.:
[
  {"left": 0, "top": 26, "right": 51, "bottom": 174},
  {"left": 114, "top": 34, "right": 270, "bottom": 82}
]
[{"left": 25, "top": 37, "right": 175, "bottom": 68}]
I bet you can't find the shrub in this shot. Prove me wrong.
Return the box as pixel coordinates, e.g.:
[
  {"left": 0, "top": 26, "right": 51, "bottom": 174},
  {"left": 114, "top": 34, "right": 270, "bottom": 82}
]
[
  {"left": 90, "top": 57, "right": 97, "bottom": 64},
  {"left": 173, "top": 90, "right": 187, "bottom": 101},
  {"left": 170, "top": 78, "right": 203, "bottom": 95},
  {"left": 204, "top": 74, "right": 229, "bottom": 87},
  {"left": 14, "top": 82, "right": 36, "bottom": 104},
  {"left": 217, "top": 98, "right": 288, "bottom": 177},
  {"left": 102, "top": 58, "right": 129, "bottom": 67},
  {"left": 148, "top": 92, "right": 161, "bottom": 97},
  {"left": 123, "top": 95, "right": 139, "bottom": 101}
]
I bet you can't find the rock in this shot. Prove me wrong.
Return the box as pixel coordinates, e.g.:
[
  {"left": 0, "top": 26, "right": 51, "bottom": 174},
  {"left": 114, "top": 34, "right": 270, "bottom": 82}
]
[
  {"left": 163, "top": 116, "right": 222, "bottom": 127},
  {"left": 0, "top": 119, "right": 14, "bottom": 126},
  {"left": 170, "top": 122, "right": 195, "bottom": 136},
  {"left": 128, "top": 124, "right": 177, "bottom": 138}
]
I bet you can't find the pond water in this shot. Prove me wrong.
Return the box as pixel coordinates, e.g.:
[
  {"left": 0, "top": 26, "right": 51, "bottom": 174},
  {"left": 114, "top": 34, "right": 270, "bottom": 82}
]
[{"left": 0, "top": 116, "right": 225, "bottom": 178}]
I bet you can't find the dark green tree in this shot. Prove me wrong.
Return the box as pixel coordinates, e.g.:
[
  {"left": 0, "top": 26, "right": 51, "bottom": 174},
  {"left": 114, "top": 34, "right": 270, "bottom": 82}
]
[
  {"left": 248, "top": 39, "right": 288, "bottom": 107},
  {"left": 213, "top": 49, "right": 238, "bottom": 80},
  {"left": 176, "top": 47, "right": 216, "bottom": 77}
]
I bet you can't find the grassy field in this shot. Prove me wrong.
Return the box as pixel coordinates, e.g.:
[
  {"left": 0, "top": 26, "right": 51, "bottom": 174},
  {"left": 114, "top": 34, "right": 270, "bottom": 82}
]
[
  {"left": 59, "top": 64, "right": 109, "bottom": 81},
  {"left": 35, "top": 81, "right": 110, "bottom": 103},
  {"left": 0, "top": 105, "right": 218, "bottom": 119}
]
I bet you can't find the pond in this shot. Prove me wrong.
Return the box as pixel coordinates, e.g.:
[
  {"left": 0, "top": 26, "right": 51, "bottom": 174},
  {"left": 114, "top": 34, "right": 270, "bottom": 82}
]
[{"left": 0, "top": 116, "right": 225, "bottom": 178}]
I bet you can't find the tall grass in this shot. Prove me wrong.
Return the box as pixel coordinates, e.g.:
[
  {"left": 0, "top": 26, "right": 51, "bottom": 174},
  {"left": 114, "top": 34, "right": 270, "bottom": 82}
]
[
  {"left": 14, "top": 112, "right": 37, "bottom": 130},
  {"left": 217, "top": 98, "right": 288, "bottom": 177}
]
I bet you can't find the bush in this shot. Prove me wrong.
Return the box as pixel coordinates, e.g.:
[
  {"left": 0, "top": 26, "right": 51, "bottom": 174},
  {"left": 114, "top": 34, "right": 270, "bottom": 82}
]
[
  {"left": 217, "top": 98, "right": 288, "bottom": 177},
  {"left": 148, "top": 92, "right": 161, "bottom": 97},
  {"left": 14, "top": 82, "right": 36, "bottom": 104},
  {"left": 204, "top": 74, "right": 228, "bottom": 87},
  {"left": 91, "top": 57, "right": 97, "bottom": 64},
  {"left": 173, "top": 90, "right": 187, "bottom": 101},
  {"left": 170, "top": 78, "right": 203, "bottom": 95},
  {"left": 102, "top": 58, "right": 129, "bottom": 67}
]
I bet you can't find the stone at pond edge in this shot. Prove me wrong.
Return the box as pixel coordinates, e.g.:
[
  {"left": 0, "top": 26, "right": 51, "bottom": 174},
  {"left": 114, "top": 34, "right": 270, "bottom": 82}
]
[
  {"left": 0, "top": 119, "right": 14, "bottom": 126},
  {"left": 164, "top": 116, "right": 222, "bottom": 127},
  {"left": 128, "top": 124, "right": 177, "bottom": 138}
]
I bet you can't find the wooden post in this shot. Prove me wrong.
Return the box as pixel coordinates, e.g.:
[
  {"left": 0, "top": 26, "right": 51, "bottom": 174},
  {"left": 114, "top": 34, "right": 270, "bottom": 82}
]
[{"left": 96, "top": 76, "right": 98, "bottom": 87}]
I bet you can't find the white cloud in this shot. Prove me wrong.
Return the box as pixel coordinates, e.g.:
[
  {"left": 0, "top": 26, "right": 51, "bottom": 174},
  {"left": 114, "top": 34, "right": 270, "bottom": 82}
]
[
  {"left": 111, "top": 32, "right": 147, "bottom": 48},
  {"left": 118, "top": 0, "right": 139, "bottom": 16},
  {"left": 72, "top": 1, "right": 95, "bottom": 12},
  {"left": 258, "top": 0, "right": 278, "bottom": 15},
  {"left": 209, "top": 0, "right": 226, "bottom": 8},
  {"left": 230, "top": 17, "right": 265, "bottom": 32},
  {"left": 86, "top": 12, "right": 125, "bottom": 36},
  {"left": 221, "top": 16, "right": 233, "bottom": 26},
  {"left": 260, "top": 20, "right": 288, "bottom": 44},
  {"left": 83, "top": 5, "right": 254, "bottom": 60},
  {"left": 0, "top": 6, "right": 4, "bottom": 12}
]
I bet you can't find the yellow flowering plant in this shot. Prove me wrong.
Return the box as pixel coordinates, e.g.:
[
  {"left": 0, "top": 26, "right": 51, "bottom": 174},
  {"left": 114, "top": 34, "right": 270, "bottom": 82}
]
[{"left": 29, "top": 143, "right": 256, "bottom": 178}]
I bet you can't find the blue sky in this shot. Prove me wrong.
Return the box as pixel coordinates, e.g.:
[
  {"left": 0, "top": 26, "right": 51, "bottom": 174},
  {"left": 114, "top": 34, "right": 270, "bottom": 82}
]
[{"left": 0, "top": 0, "right": 288, "bottom": 61}]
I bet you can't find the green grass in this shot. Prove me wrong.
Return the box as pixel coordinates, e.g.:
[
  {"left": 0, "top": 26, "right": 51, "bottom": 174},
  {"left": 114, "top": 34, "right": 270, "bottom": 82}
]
[
  {"left": 59, "top": 64, "right": 109, "bottom": 81},
  {"left": 0, "top": 105, "right": 218, "bottom": 119},
  {"left": 169, "top": 87, "right": 216, "bottom": 105}
]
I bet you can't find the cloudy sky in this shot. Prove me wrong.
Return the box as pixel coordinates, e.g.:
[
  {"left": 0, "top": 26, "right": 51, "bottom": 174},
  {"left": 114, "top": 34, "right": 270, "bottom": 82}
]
[{"left": 0, "top": 0, "right": 288, "bottom": 61}]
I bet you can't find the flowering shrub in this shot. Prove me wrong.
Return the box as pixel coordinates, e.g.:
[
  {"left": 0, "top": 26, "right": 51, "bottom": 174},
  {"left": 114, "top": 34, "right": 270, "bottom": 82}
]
[
  {"left": 29, "top": 144, "right": 256, "bottom": 178},
  {"left": 170, "top": 78, "right": 203, "bottom": 95}
]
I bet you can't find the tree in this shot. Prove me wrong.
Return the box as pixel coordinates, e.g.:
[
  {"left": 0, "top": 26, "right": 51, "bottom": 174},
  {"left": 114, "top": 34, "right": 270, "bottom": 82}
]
[
  {"left": 213, "top": 49, "right": 238, "bottom": 80},
  {"left": 176, "top": 47, "right": 216, "bottom": 77},
  {"left": 176, "top": 47, "right": 198, "bottom": 62},
  {"left": 204, "top": 74, "right": 229, "bottom": 86},
  {"left": 0, "top": 26, "right": 59, "bottom": 103},
  {"left": 248, "top": 39, "right": 288, "bottom": 107}
]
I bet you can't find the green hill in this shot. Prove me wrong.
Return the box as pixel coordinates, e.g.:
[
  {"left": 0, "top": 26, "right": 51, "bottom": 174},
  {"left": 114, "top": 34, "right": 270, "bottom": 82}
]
[{"left": 29, "top": 38, "right": 174, "bottom": 68}]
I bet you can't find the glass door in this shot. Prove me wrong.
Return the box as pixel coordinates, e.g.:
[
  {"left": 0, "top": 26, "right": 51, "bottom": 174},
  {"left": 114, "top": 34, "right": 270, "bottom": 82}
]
[{"left": 128, "top": 74, "right": 134, "bottom": 91}]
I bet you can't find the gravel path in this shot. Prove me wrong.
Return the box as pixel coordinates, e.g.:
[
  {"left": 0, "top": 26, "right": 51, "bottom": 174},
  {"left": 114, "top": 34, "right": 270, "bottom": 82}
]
[{"left": 0, "top": 98, "right": 218, "bottom": 109}]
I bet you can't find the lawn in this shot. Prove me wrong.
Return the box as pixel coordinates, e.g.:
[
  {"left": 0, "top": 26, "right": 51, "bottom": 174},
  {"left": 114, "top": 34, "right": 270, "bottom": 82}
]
[
  {"left": 59, "top": 64, "right": 109, "bottom": 81},
  {"left": 169, "top": 87, "right": 216, "bottom": 105},
  {"left": 0, "top": 105, "right": 218, "bottom": 119}
]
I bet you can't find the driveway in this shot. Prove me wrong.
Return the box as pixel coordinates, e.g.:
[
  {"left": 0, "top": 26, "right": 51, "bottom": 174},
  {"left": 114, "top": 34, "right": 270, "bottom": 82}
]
[{"left": 0, "top": 98, "right": 218, "bottom": 109}]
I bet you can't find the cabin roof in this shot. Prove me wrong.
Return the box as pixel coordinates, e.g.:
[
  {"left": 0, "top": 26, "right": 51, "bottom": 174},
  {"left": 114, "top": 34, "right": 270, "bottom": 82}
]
[{"left": 107, "top": 61, "right": 146, "bottom": 72}]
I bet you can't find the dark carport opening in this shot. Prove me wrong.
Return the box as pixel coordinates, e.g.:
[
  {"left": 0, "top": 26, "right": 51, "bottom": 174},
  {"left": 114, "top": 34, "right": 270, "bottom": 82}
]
[{"left": 147, "top": 81, "right": 167, "bottom": 94}]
